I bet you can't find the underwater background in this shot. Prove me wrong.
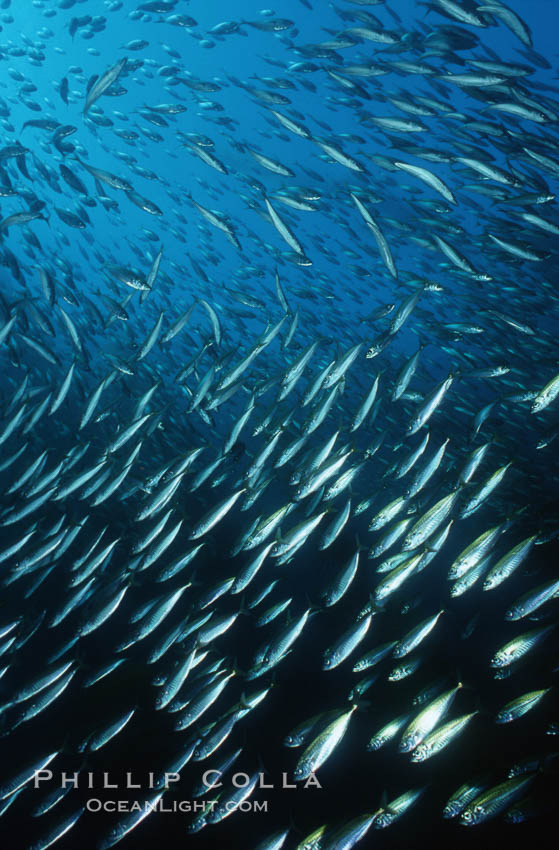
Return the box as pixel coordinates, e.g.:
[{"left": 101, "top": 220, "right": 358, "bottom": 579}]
[{"left": 0, "top": 0, "right": 558, "bottom": 848}]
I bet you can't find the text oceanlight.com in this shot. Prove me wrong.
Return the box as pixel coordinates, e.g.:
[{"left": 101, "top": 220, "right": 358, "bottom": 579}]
[{"left": 86, "top": 799, "right": 269, "bottom": 814}]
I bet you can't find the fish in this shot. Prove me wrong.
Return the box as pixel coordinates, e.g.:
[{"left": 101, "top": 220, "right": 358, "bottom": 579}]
[
  {"left": 410, "top": 712, "right": 478, "bottom": 761},
  {"left": 460, "top": 775, "right": 536, "bottom": 825},
  {"left": 483, "top": 535, "right": 537, "bottom": 591},
  {"left": 83, "top": 57, "right": 127, "bottom": 114},
  {"left": 491, "top": 624, "right": 555, "bottom": 668},
  {"left": 293, "top": 706, "right": 357, "bottom": 781},
  {"left": 351, "top": 193, "right": 397, "bottom": 279},
  {"left": 264, "top": 196, "right": 306, "bottom": 257},
  {"left": 495, "top": 689, "right": 550, "bottom": 724},
  {"left": 374, "top": 787, "right": 425, "bottom": 828},
  {"left": 399, "top": 683, "right": 463, "bottom": 752}
]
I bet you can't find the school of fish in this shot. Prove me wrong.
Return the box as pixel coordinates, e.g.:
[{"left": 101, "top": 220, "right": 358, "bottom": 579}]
[{"left": 0, "top": 0, "right": 557, "bottom": 848}]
